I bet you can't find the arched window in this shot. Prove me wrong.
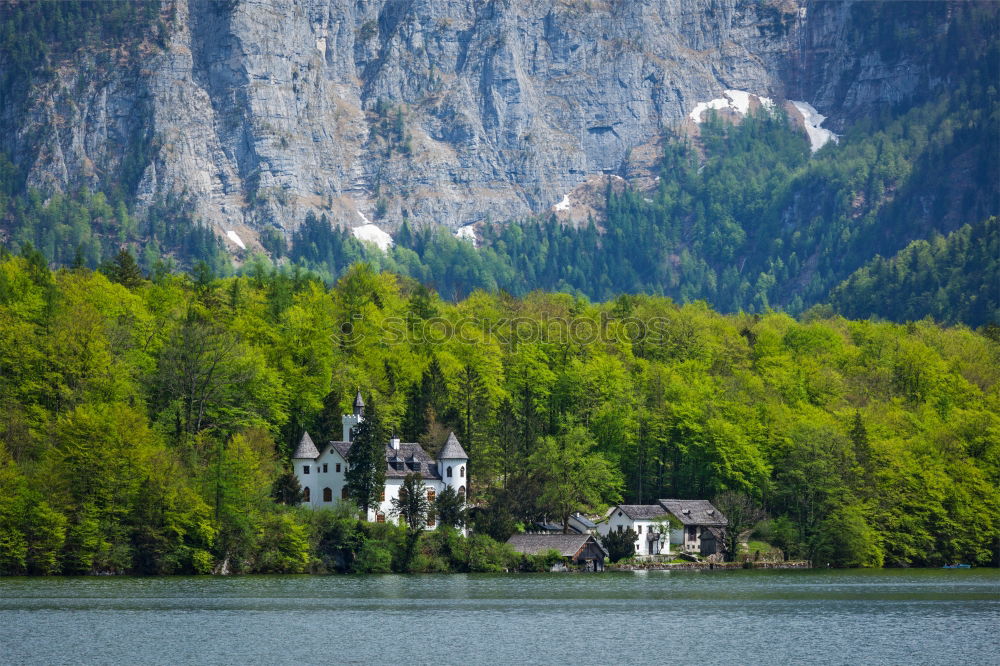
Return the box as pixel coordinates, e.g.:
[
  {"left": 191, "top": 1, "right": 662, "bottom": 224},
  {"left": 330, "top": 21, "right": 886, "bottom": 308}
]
[
  {"left": 458, "top": 485, "right": 466, "bottom": 498},
  {"left": 446, "top": 466, "right": 453, "bottom": 477},
  {"left": 323, "top": 487, "right": 332, "bottom": 502},
  {"left": 460, "top": 466, "right": 465, "bottom": 478},
  {"left": 341, "top": 486, "right": 348, "bottom": 500},
  {"left": 427, "top": 489, "right": 435, "bottom": 503},
  {"left": 303, "top": 487, "right": 310, "bottom": 502}
]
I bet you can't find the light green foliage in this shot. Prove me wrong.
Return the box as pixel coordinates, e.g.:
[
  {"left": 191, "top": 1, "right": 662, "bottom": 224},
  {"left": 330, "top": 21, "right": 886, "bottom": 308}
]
[
  {"left": 530, "top": 425, "right": 623, "bottom": 532},
  {"left": 0, "top": 256, "right": 996, "bottom": 573},
  {"left": 812, "top": 503, "right": 884, "bottom": 568}
]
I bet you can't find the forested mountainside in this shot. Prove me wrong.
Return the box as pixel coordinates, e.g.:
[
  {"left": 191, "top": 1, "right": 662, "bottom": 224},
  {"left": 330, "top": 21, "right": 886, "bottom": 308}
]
[
  {"left": 0, "top": 1, "right": 997, "bottom": 326},
  {"left": 830, "top": 218, "right": 999, "bottom": 328},
  {"left": 1, "top": 255, "right": 998, "bottom": 573}
]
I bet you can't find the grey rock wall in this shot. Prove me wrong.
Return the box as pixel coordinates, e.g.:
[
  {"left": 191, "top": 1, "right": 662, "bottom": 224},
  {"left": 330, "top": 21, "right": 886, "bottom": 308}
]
[{"left": 9, "top": 0, "right": 958, "bottom": 249}]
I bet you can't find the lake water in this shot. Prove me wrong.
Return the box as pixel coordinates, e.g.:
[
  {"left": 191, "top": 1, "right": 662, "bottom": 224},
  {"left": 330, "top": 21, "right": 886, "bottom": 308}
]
[{"left": 1, "top": 569, "right": 998, "bottom": 665}]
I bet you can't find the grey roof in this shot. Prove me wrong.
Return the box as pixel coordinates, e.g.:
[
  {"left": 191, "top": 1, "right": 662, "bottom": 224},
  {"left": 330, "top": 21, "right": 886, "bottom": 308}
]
[
  {"left": 658, "top": 499, "right": 728, "bottom": 526},
  {"left": 570, "top": 513, "right": 597, "bottom": 529},
  {"left": 534, "top": 522, "right": 566, "bottom": 533},
  {"left": 615, "top": 504, "right": 668, "bottom": 520},
  {"left": 506, "top": 533, "right": 608, "bottom": 558},
  {"left": 323, "top": 440, "right": 441, "bottom": 480},
  {"left": 385, "top": 442, "right": 441, "bottom": 479},
  {"left": 354, "top": 390, "right": 365, "bottom": 408},
  {"left": 292, "top": 432, "right": 320, "bottom": 459},
  {"left": 437, "top": 432, "right": 468, "bottom": 460}
]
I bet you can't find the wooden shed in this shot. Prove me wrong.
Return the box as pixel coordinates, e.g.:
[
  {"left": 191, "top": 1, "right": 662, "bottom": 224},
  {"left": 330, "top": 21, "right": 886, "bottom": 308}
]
[{"left": 506, "top": 533, "right": 608, "bottom": 571}]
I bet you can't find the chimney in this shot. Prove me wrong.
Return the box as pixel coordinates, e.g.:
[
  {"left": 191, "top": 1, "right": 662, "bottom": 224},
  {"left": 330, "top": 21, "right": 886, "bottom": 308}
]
[{"left": 390, "top": 435, "right": 400, "bottom": 450}]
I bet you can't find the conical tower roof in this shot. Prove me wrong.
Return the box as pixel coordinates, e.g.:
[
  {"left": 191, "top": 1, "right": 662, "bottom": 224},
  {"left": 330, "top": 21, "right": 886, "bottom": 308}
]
[
  {"left": 437, "top": 432, "right": 468, "bottom": 459},
  {"left": 354, "top": 390, "right": 365, "bottom": 409},
  {"left": 292, "top": 431, "right": 320, "bottom": 459}
]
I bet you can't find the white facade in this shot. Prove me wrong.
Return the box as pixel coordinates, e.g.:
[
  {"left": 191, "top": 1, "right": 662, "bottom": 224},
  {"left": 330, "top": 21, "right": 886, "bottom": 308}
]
[
  {"left": 598, "top": 507, "right": 671, "bottom": 557},
  {"left": 292, "top": 394, "right": 468, "bottom": 533},
  {"left": 598, "top": 500, "right": 729, "bottom": 556}
]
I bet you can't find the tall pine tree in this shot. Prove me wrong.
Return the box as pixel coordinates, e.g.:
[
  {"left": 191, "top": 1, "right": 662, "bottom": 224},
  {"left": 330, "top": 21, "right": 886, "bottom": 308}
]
[{"left": 346, "top": 396, "right": 387, "bottom": 514}]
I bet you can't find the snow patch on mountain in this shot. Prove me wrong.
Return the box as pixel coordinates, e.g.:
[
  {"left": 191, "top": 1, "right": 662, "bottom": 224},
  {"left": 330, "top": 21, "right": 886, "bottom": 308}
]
[
  {"left": 455, "top": 224, "right": 478, "bottom": 246},
  {"left": 689, "top": 91, "right": 837, "bottom": 153},
  {"left": 352, "top": 212, "right": 393, "bottom": 251},
  {"left": 225, "top": 230, "right": 246, "bottom": 250},
  {"left": 689, "top": 90, "right": 775, "bottom": 123},
  {"left": 790, "top": 101, "right": 838, "bottom": 152}
]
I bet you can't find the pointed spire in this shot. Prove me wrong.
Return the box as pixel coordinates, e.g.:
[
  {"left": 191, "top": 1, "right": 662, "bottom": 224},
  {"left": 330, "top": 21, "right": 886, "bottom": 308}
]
[
  {"left": 353, "top": 389, "right": 365, "bottom": 416},
  {"left": 437, "top": 432, "right": 468, "bottom": 459},
  {"left": 292, "top": 431, "right": 320, "bottom": 459}
]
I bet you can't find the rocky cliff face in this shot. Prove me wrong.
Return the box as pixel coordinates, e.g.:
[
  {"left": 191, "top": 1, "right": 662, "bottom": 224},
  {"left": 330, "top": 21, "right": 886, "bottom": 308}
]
[{"left": 5, "top": 0, "right": 962, "bottom": 251}]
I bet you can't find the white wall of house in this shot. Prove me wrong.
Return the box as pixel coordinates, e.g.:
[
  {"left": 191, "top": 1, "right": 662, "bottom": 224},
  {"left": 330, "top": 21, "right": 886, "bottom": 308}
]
[
  {"left": 438, "top": 458, "right": 468, "bottom": 498},
  {"left": 371, "top": 477, "right": 451, "bottom": 530},
  {"left": 673, "top": 525, "right": 705, "bottom": 551},
  {"left": 294, "top": 447, "right": 349, "bottom": 507},
  {"left": 598, "top": 509, "right": 670, "bottom": 556},
  {"left": 294, "top": 413, "right": 468, "bottom": 533}
]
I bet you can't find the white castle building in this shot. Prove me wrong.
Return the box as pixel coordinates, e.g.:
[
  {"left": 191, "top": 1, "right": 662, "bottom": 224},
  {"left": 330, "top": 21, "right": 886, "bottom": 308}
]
[{"left": 292, "top": 391, "right": 468, "bottom": 530}]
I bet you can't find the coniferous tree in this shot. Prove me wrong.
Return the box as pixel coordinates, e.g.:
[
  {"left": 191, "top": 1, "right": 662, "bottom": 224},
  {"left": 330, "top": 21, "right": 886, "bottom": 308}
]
[
  {"left": 456, "top": 363, "right": 488, "bottom": 458},
  {"left": 105, "top": 249, "right": 144, "bottom": 289},
  {"left": 849, "top": 410, "right": 873, "bottom": 478},
  {"left": 271, "top": 468, "right": 304, "bottom": 505},
  {"left": 391, "top": 473, "right": 430, "bottom": 530},
  {"left": 434, "top": 485, "right": 466, "bottom": 529},
  {"left": 346, "top": 397, "right": 387, "bottom": 514},
  {"left": 600, "top": 527, "right": 639, "bottom": 563}
]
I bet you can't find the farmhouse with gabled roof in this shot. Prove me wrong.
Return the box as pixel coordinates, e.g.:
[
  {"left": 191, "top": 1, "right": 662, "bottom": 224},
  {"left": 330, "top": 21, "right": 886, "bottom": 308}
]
[{"left": 598, "top": 499, "right": 729, "bottom": 557}]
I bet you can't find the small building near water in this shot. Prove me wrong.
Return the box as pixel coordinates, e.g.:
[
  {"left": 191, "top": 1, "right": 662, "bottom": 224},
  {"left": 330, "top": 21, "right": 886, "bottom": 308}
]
[
  {"left": 598, "top": 499, "right": 729, "bottom": 558},
  {"left": 506, "top": 534, "right": 608, "bottom": 571}
]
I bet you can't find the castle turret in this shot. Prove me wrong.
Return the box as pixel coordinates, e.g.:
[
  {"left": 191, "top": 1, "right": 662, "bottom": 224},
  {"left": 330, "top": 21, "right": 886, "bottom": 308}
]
[
  {"left": 437, "top": 432, "right": 469, "bottom": 498},
  {"left": 292, "top": 431, "right": 320, "bottom": 506},
  {"left": 342, "top": 391, "right": 365, "bottom": 442}
]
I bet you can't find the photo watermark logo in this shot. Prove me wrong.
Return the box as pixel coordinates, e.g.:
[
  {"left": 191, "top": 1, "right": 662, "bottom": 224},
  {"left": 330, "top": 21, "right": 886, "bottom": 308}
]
[{"left": 332, "top": 312, "right": 675, "bottom": 348}]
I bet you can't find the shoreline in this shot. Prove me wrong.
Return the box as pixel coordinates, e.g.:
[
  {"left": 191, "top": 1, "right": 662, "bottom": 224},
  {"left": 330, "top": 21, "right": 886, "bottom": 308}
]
[{"left": 609, "top": 560, "right": 812, "bottom": 571}]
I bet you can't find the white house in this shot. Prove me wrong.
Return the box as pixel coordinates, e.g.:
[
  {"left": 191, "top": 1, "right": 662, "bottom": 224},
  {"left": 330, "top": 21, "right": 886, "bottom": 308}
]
[
  {"left": 659, "top": 499, "right": 728, "bottom": 554},
  {"left": 292, "top": 391, "right": 469, "bottom": 532},
  {"left": 599, "top": 504, "right": 673, "bottom": 556},
  {"left": 598, "top": 499, "right": 729, "bottom": 557}
]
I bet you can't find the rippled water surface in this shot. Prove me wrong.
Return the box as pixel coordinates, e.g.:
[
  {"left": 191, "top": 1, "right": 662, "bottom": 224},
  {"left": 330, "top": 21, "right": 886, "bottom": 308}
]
[{"left": 2, "top": 569, "right": 998, "bottom": 665}]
